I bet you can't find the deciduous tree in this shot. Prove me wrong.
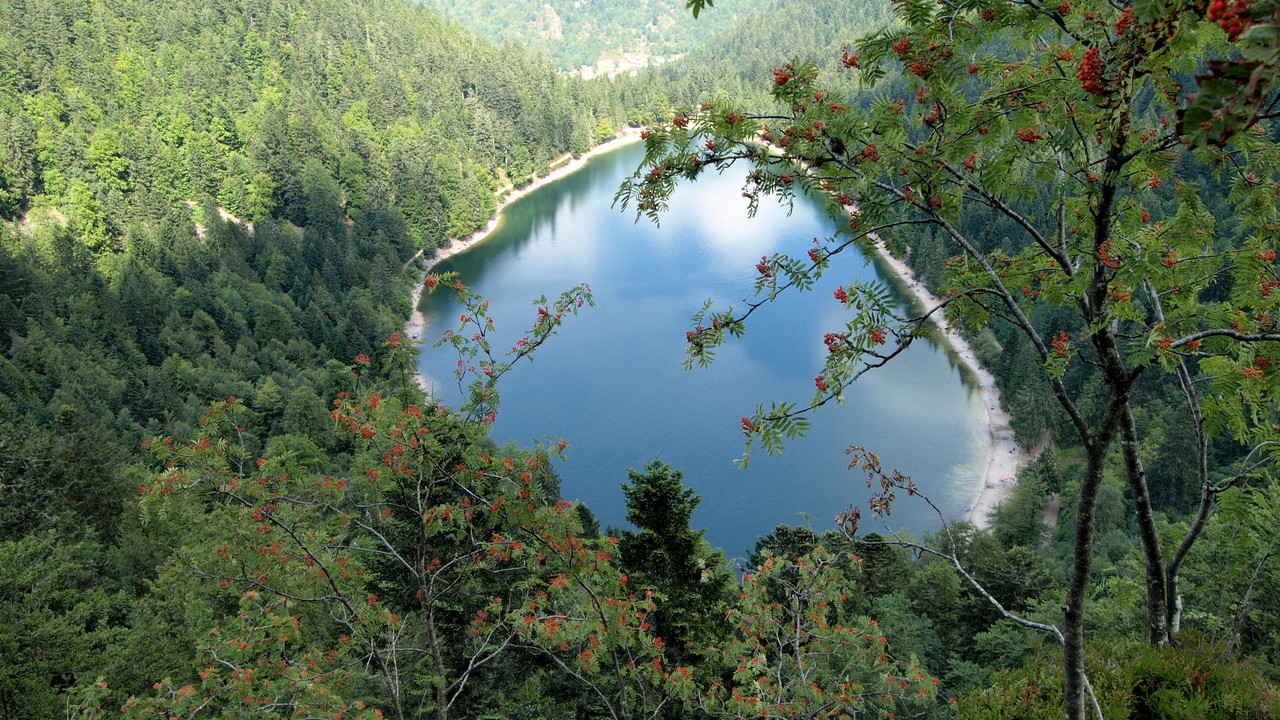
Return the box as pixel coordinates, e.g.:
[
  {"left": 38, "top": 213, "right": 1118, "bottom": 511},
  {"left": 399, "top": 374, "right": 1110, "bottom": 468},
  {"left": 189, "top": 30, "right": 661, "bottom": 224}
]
[{"left": 621, "top": 0, "right": 1280, "bottom": 716}]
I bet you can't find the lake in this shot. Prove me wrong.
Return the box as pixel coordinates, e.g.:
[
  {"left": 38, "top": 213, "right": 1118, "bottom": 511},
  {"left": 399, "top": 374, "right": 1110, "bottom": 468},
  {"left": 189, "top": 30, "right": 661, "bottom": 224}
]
[{"left": 417, "top": 140, "right": 989, "bottom": 558}]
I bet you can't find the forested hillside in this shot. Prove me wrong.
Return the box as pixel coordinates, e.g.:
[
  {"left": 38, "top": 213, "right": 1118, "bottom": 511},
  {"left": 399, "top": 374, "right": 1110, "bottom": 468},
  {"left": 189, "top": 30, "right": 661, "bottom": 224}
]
[
  {"left": 0, "top": 1, "right": 634, "bottom": 714},
  {"left": 590, "top": 0, "right": 900, "bottom": 133},
  {"left": 0, "top": 0, "right": 641, "bottom": 541},
  {"left": 426, "top": 0, "right": 773, "bottom": 70},
  {"left": 5, "top": 0, "right": 1280, "bottom": 718},
  {"left": 677, "top": 0, "right": 899, "bottom": 100},
  {"left": 0, "top": 0, "right": 629, "bottom": 244}
]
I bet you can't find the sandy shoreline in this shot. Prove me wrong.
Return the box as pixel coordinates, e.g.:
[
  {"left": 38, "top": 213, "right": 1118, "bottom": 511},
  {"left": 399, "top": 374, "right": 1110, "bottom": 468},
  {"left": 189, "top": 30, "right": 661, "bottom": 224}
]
[
  {"left": 869, "top": 243, "right": 1027, "bottom": 528},
  {"left": 401, "top": 128, "right": 1024, "bottom": 527},
  {"left": 402, "top": 129, "right": 645, "bottom": 391}
]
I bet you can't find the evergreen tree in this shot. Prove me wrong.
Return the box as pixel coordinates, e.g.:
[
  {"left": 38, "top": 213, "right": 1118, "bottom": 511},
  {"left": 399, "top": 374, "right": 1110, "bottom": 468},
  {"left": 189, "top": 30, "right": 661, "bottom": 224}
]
[{"left": 617, "top": 459, "right": 731, "bottom": 664}]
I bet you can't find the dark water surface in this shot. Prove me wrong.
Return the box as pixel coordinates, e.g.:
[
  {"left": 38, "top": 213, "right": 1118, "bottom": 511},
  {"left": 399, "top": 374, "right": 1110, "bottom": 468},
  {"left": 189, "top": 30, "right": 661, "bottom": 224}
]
[{"left": 418, "top": 141, "right": 987, "bottom": 558}]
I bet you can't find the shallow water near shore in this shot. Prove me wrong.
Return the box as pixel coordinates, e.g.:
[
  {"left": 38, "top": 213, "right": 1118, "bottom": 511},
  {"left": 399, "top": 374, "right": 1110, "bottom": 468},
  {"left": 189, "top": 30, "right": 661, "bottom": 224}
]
[{"left": 417, "top": 141, "right": 990, "bottom": 558}]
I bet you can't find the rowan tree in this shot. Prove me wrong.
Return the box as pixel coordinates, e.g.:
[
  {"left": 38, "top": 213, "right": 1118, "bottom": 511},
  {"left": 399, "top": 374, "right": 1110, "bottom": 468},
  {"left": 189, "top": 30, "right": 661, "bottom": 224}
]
[
  {"left": 693, "top": 547, "right": 938, "bottom": 720},
  {"left": 621, "top": 0, "right": 1280, "bottom": 716},
  {"left": 82, "top": 279, "right": 711, "bottom": 720},
  {"left": 107, "top": 387, "right": 688, "bottom": 720}
]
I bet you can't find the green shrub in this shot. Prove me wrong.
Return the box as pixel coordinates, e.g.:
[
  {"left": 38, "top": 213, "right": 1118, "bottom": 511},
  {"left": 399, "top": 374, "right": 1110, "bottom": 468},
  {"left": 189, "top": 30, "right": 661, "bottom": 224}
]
[{"left": 957, "top": 637, "right": 1280, "bottom": 719}]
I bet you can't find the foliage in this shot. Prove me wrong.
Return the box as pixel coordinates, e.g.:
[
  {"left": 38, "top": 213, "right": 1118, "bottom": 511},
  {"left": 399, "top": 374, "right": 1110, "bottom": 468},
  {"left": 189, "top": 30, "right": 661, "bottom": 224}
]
[
  {"left": 0, "top": 537, "right": 124, "bottom": 720},
  {"left": 428, "top": 273, "right": 594, "bottom": 423},
  {"left": 0, "top": 0, "right": 612, "bottom": 249},
  {"left": 1180, "top": 477, "right": 1280, "bottom": 663},
  {"left": 957, "top": 638, "right": 1280, "bottom": 719},
  {"left": 617, "top": 459, "right": 734, "bottom": 664},
  {"left": 428, "top": 0, "right": 770, "bottom": 70},
  {"left": 693, "top": 547, "right": 939, "bottom": 720},
  {"left": 990, "top": 453, "right": 1055, "bottom": 549},
  {"left": 618, "top": 0, "right": 1280, "bottom": 714},
  {"left": 92, "top": 330, "right": 679, "bottom": 720}
]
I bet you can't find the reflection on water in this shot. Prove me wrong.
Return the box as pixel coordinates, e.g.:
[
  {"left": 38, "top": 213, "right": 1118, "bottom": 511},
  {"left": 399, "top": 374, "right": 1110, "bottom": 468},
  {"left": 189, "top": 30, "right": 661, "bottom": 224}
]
[{"left": 418, "top": 142, "right": 988, "bottom": 558}]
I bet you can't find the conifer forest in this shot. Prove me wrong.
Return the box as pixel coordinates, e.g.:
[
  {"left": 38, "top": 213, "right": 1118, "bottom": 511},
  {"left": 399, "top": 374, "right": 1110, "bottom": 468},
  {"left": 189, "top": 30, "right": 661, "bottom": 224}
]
[{"left": 3, "top": 0, "right": 1280, "bottom": 718}]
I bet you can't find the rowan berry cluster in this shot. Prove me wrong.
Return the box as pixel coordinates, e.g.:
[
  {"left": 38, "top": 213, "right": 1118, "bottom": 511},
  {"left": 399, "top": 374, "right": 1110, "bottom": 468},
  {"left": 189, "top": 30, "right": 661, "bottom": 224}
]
[
  {"left": 907, "top": 59, "right": 936, "bottom": 77},
  {"left": 823, "top": 332, "right": 849, "bottom": 353},
  {"left": 1114, "top": 7, "right": 1136, "bottom": 34},
  {"left": 901, "top": 41, "right": 954, "bottom": 78},
  {"left": 1099, "top": 238, "right": 1122, "bottom": 269},
  {"left": 1052, "top": 331, "right": 1071, "bottom": 356},
  {"left": 1077, "top": 47, "right": 1106, "bottom": 95},
  {"left": 1208, "top": 0, "right": 1253, "bottom": 39}
]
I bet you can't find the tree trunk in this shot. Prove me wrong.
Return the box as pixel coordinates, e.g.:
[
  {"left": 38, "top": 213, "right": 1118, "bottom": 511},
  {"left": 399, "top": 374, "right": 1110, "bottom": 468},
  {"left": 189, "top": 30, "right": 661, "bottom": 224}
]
[
  {"left": 1063, "top": 399, "right": 1122, "bottom": 720},
  {"left": 1094, "top": 321, "right": 1170, "bottom": 646},
  {"left": 1162, "top": 354, "right": 1212, "bottom": 639},
  {"left": 1118, "top": 399, "right": 1169, "bottom": 646}
]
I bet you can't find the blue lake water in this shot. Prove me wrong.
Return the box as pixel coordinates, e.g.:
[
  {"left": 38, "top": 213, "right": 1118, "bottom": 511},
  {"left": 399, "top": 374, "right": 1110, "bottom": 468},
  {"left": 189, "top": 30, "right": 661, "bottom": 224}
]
[{"left": 417, "top": 140, "right": 988, "bottom": 558}]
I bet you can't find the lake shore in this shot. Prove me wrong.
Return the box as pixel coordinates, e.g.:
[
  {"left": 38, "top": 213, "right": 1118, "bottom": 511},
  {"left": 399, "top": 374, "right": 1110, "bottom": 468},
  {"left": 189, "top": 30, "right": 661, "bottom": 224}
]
[
  {"left": 403, "top": 130, "right": 1025, "bottom": 527},
  {"left": 765, "top": 136, "right": 1028, "bottom": 527},
  {"left": 869, "top": 243, "right": 1027, "bottom": 528},
  {"left": 403, "top": 129, "right": 646, "bottom": 391}
]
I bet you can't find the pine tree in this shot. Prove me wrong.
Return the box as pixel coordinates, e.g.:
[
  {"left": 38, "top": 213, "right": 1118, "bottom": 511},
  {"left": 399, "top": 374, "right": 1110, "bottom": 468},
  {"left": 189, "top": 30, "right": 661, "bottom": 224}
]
[{"left": 618, "top": 459, "right": 731, "bottom": 664}]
